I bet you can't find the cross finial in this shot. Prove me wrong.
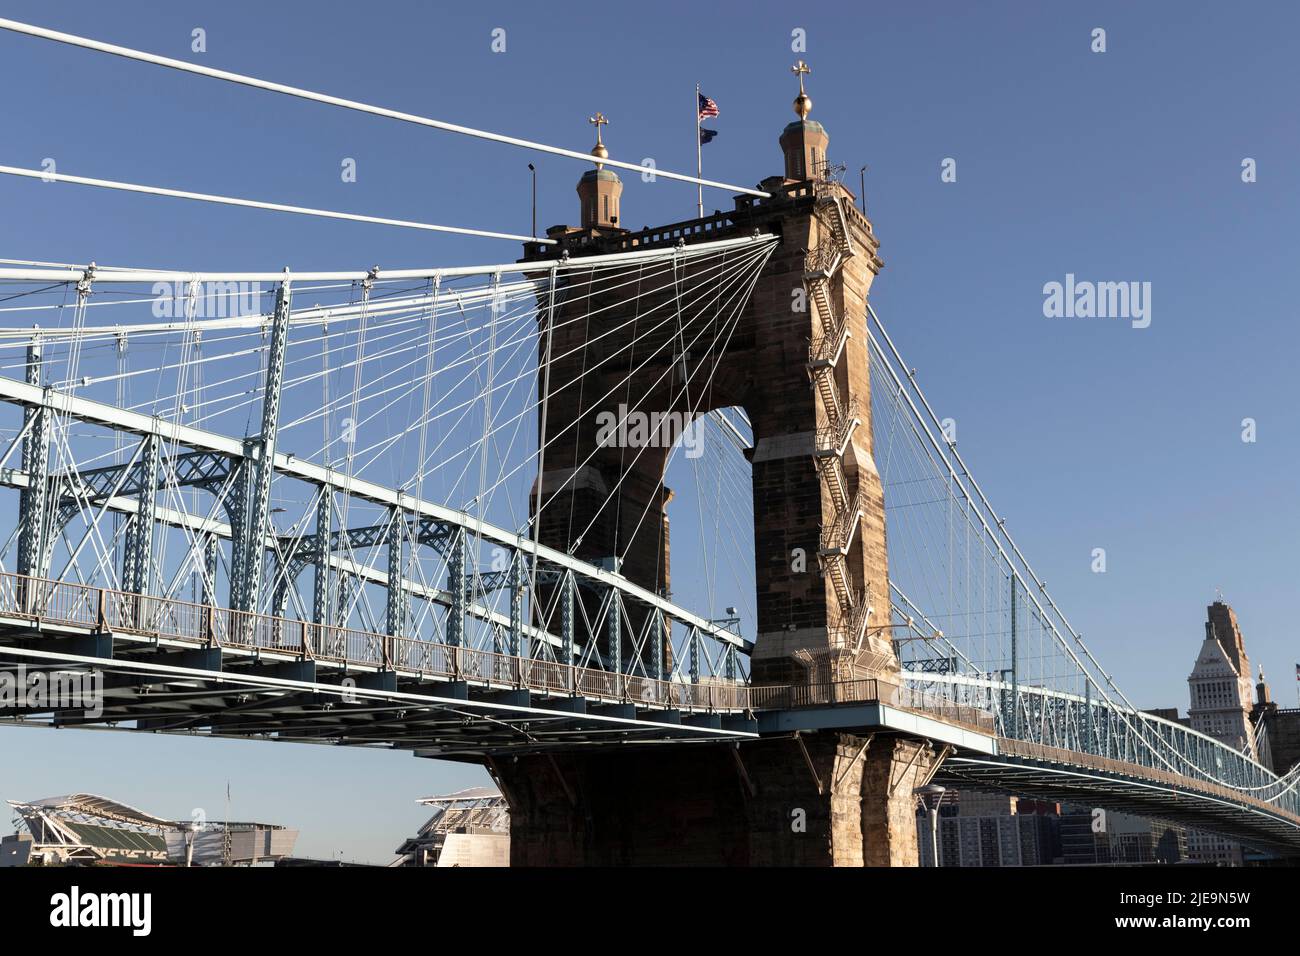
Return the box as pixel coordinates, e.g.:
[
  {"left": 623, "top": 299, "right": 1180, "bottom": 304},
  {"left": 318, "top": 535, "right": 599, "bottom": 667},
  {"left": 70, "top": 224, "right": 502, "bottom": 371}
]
[
  {"left": 791, "top": 60, "right": 810, "bottom": 93},
  {"left": 587, "top": 112, "right": 610, "bottom": 168},
  {"left": 790, "top": 61, "right": 813, "bottom": 118}
]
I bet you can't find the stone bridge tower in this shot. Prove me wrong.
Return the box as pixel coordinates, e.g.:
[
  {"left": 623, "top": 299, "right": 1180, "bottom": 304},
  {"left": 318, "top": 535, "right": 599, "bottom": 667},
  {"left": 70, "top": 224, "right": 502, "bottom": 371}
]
[
  {"left": 526, "top": 74, "right": 894, "bottom": 686},
  {"left": 493, "top": 68, "right": 938, "bottom": 866}
]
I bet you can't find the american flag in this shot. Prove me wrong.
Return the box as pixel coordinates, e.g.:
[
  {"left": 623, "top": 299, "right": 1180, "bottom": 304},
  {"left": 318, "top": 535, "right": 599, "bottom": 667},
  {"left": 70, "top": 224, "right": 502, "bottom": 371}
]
[{"left": 698, "top": 92, "right": 719, "bottom": 120}]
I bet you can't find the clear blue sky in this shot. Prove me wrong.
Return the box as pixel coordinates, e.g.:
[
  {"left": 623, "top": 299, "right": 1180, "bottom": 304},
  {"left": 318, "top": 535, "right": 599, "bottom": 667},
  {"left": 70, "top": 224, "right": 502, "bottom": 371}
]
[{"left": 1, "top": 1, "right": 1296, "bottom": 862}]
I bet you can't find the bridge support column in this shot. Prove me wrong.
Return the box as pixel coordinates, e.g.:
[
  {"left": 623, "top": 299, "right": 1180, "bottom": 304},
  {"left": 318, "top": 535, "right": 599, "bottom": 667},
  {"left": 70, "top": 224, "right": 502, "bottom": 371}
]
[
  {"left": 742, "top": 733, "right": 868, "bottom": 866},
  {"left": 858, "top": 737, "right": 938, "bottom": 867},
  {"left": 490, "top": 731, "right": 941, "bottom": 867}
]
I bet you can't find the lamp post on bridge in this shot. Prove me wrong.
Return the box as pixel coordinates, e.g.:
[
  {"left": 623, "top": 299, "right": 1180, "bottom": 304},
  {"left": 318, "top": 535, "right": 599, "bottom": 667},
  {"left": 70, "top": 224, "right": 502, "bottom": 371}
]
[
  {"left": 914, "top": 783, "right": 946, "bottom": 868},
  {"left": 527, "top": 163, "right": 536, "bottom": 237}
]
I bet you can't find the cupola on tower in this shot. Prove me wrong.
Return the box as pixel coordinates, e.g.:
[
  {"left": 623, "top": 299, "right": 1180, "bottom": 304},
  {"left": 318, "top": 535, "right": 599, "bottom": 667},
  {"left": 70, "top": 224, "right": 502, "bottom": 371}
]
[
  {"left": 576, "top": 112, "right": 624, "bottom": 230},
  {"left": 779, "top": 60, "right": 829, "bottom": 181}
]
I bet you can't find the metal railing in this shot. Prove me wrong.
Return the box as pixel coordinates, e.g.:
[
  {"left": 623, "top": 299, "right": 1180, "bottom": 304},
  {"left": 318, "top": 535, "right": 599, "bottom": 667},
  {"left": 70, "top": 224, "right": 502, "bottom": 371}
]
[
  {"left": 903, "top": 673, "right": 1300, "bottom": 815},
  {"left": 521, "top": 181, "right": 821, "bottom": 262},
  {"left": 809, "top": 308, "right": 851, "bottom": 369},
  {"left": 0, "top": 569, "right": 753, "bottom": 714},
  {"left": 827, "top": 594, "right": 872, "bottom": 651},
  {"left": 803, "top": 239, "right": 841, "bottom": 277}
]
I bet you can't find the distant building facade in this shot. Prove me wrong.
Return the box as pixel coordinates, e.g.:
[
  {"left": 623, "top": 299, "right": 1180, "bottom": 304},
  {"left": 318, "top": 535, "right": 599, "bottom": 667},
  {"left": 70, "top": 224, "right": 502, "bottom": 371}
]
[
  {"left": 1059, "top": 807, "right": 1186, "bottom": 865},
  {"left": 1185, "top": 828, "right": 1244, "bottom": 867},
  {"left": 917, "top": 791, "right": 1060, "bottom": 867},
  {"left": 918, "top": 792, "right": 1193, "bottom": 866},
  {"left": 1187, "top": 601, "right": 1258, "bottom": 758}
]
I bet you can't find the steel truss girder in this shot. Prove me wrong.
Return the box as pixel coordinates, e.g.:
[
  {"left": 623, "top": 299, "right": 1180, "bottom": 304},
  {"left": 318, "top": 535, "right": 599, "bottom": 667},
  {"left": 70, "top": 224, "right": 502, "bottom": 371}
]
[
  {"left": 1, "top": 466, "right": 576, "bottom": 655},
  {"left": 0, "top": 373, "right": 750, "bottom": 654},
  {"left": 276, "top": 516, "right": 454, "bottom": 565},
  {"left": 63, "top": 449, "right": 231, "bottom": 503}
]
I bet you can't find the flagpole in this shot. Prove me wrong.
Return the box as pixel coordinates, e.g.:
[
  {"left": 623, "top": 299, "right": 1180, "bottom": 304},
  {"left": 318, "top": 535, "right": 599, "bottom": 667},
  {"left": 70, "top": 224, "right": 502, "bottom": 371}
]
[{"left": 695, "top": 83, "right": 704, "bottom": 218}]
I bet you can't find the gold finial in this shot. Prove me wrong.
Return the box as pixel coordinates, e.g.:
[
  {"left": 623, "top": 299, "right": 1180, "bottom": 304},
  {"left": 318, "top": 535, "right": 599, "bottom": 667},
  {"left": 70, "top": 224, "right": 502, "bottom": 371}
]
[
  {"left": 588, "top": 112, "right": 610, "bottom": 166},
  {"left": 791, "top": 60, "right": 812, "bottom": 119}
]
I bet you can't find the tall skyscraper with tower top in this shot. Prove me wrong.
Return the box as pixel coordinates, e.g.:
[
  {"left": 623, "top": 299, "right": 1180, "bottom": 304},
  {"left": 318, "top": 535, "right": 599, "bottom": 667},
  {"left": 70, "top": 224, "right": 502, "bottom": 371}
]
[{"left": 1188, "top": 600, "right": 1259, "bottom": 760}]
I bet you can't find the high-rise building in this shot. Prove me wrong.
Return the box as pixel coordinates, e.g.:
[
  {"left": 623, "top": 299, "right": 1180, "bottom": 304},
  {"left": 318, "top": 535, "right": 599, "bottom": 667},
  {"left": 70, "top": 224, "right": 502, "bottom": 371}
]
[
  {"left": 916, "top": 791, "right": 1060, "bottom": 867},
  {"left": 1184, "top": 600, "right": 1261, "bottom": 865},
  {"left": 1187, "top": 601, "right": 1258, "bottom": 759}
]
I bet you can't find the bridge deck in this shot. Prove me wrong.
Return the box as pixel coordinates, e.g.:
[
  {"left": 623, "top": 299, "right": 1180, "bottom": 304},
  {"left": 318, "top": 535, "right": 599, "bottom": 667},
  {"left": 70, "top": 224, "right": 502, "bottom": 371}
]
[
  {"left": 6, "top": 569, "right": 1296, "bottom": 855},
  {"left": 941, "top": 740, "right": 1300, "bottom": 853},
  {"left": 0, "top": 571, "right": 995, "bottom": 757},
  {"left": 0, "top": 569, "right": 763, "bottom": 756}
]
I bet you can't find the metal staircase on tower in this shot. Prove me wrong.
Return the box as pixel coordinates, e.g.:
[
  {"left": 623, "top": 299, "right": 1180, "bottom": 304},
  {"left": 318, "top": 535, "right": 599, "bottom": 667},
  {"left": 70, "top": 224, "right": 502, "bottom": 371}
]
[{"left": 804, "top": 173, "right": 872, "bottom": 657}]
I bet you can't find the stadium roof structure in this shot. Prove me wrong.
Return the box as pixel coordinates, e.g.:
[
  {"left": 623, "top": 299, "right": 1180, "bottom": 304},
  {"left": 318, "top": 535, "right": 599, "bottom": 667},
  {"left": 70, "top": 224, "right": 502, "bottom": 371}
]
[
  {"left": 416, "top": 788, "right": 510, "bottom": 832},
  {"left": 5, "top": 793, "right": 297, "bottom": 866},
  {"left": 20, "top": 793, "right": 171, "bottom": 827},
  {"left": 392, "top": 788, "right": 509, "bottom": 867}
]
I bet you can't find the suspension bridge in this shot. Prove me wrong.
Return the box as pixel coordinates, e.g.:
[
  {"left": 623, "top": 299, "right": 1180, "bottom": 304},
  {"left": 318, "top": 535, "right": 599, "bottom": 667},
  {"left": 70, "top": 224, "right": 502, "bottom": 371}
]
[{"left": 1, "top": 18, "right": 1297, "bottom": 866}]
